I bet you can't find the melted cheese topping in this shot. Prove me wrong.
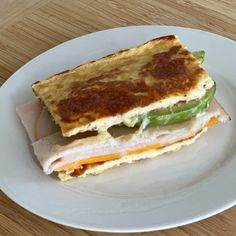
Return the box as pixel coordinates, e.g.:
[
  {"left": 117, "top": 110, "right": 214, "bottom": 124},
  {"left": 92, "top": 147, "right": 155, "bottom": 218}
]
[{"left": 56, "top": 117, "right": 218, "bottom": 173}]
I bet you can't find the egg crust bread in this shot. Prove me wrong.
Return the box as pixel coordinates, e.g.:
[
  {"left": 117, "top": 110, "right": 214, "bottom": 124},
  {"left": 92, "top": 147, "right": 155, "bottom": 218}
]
[{"left": 32, "top": 35, "right": 213, "bottom": 137}]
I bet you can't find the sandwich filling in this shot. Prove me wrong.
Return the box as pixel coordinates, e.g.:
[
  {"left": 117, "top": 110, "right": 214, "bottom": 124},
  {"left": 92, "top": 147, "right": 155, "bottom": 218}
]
[{"left": 17, "top": 98, "right": 229, "bottom": 180}]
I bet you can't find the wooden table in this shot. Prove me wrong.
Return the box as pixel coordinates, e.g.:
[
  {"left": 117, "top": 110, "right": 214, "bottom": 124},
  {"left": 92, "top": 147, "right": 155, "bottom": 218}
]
[{"left": 1, "top": 1, "right": 236, "bottom": 235}]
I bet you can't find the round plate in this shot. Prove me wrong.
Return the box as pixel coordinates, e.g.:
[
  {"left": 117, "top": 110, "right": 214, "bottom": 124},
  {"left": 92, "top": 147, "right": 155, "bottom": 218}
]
[{"left": 0, "top": 26, "right": 236, "bottom": 233}]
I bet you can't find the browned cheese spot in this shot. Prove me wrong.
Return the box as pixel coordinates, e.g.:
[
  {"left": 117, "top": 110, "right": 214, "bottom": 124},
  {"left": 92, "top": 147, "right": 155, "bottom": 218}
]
[{"left": 56, "top": 45, "right": 201, "bottom": 123}]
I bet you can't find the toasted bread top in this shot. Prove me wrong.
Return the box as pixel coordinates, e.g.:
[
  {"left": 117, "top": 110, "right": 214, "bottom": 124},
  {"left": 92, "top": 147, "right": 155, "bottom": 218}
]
[{"left": 32, "top": 35, "right": 213, "bottom": 137}]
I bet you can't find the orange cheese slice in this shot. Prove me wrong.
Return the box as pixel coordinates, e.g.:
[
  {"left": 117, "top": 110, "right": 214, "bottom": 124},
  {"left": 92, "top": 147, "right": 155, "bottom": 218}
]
[
  {"left": 56, "top": 143, "right": 162, "bottom": 172},
  {"left": 56, "top": 117, "right": 218, "bottom": 172},
  {"left": 207, "top": 116, "right": 218, "bottom": 126}
]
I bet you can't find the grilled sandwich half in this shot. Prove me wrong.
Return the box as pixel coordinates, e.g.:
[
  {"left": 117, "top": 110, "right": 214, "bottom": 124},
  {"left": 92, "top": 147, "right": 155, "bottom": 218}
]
[{"left": 17, "top": 35, "right": 230, "bottom": 181}]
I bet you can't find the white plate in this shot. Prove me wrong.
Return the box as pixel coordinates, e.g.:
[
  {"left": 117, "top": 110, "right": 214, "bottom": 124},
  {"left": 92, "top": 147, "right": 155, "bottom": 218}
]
[{"left": 0, "top": 26, "right": 236, "bottom": 233}]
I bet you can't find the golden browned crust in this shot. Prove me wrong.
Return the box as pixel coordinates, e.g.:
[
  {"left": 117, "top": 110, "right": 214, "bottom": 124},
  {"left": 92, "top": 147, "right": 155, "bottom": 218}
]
[{"left": 32, "top": 35, "right": 211, "bottom": 137}]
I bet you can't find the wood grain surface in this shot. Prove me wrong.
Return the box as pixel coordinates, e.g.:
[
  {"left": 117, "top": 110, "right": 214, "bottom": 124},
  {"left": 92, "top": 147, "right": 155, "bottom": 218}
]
[{"left": 0, "top": 0, "right": 236, "bottom": 235}]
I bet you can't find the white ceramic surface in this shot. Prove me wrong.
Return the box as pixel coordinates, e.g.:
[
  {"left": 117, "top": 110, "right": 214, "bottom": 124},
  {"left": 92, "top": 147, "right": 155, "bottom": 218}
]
[{"left": 0, "top": 26, "right": 236, "bottom": 233}]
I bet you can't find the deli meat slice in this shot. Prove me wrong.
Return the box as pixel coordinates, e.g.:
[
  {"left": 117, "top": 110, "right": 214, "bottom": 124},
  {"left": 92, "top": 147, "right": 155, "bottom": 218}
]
[{"left": 17, "top": 99, "right": 229, "bottom": 175}]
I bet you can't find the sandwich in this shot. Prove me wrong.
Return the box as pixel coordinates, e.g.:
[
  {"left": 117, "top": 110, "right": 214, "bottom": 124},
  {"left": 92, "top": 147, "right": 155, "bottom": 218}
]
[{"left": 16, "top": 35, "right": 230, "bottom": 181}]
